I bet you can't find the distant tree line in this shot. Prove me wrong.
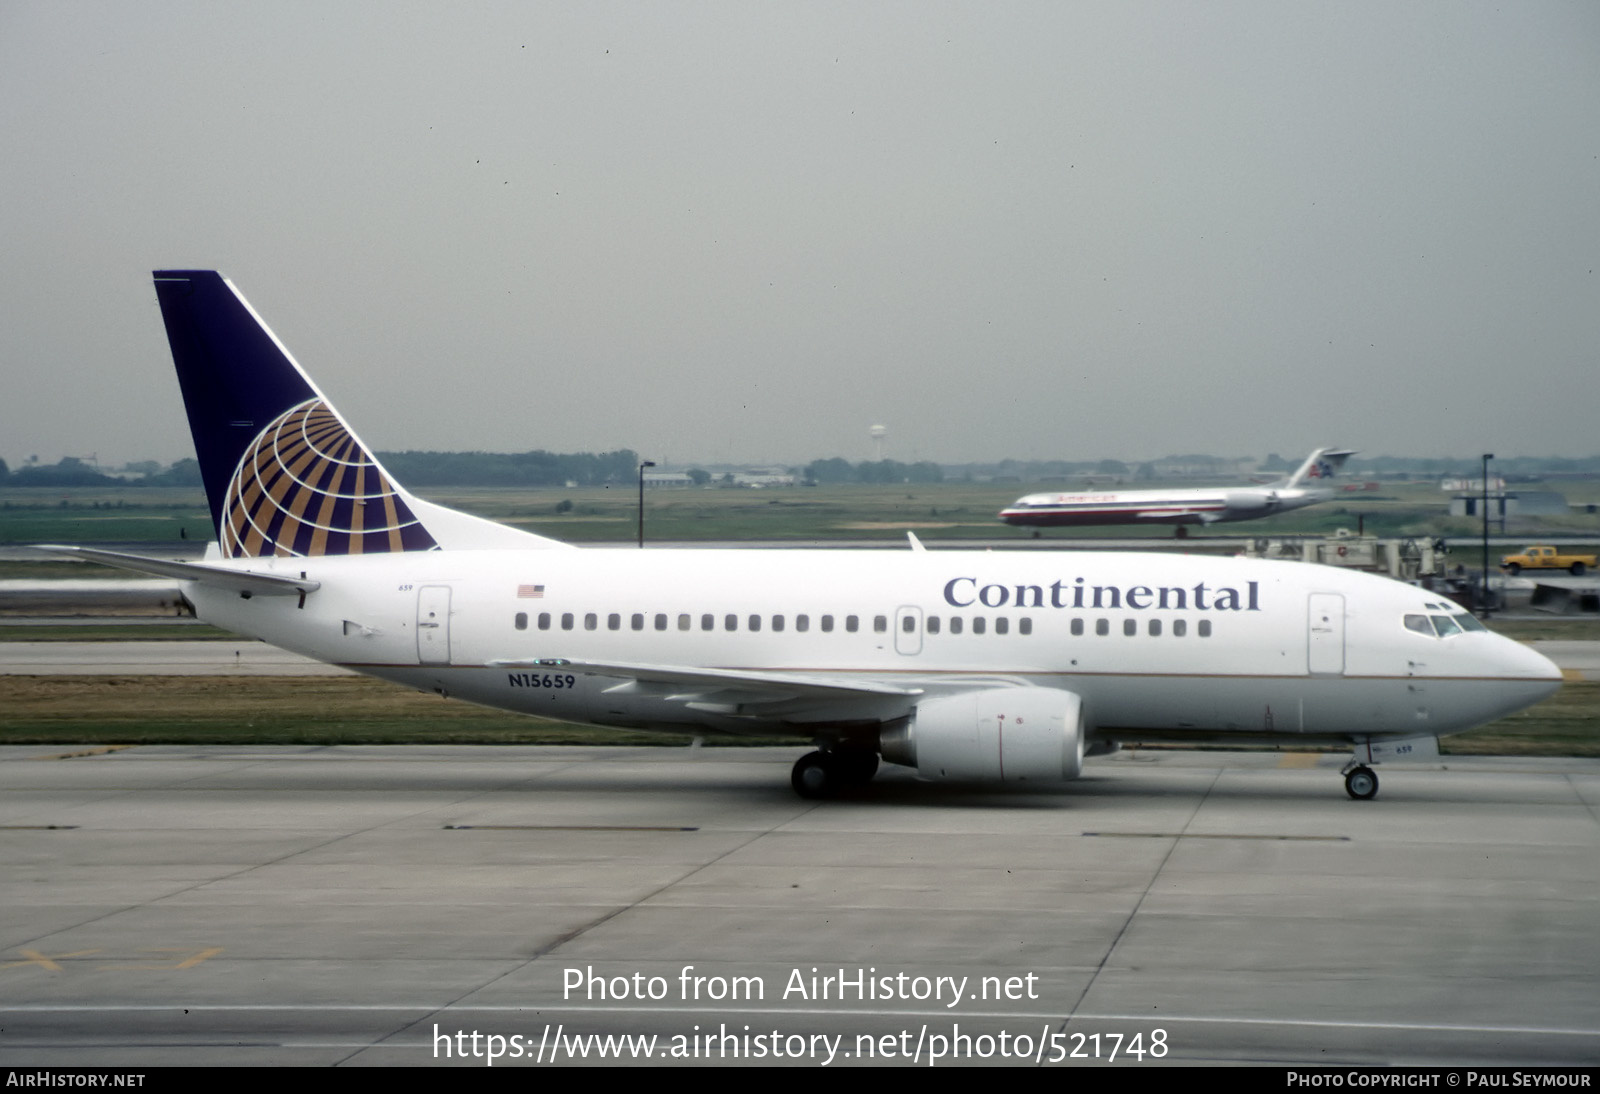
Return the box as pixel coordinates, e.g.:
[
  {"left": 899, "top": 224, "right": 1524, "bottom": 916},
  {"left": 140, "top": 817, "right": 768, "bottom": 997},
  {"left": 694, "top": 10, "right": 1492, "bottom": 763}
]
[
  {"left": 374, "top": 449, "right": 641, "bottom": 487},
  {"left": 0, "top": 456, "right": 202, "bottom": 488},
  {"left": 1346, "top": 455, "right": 1600, "bottom": 477},
  {"left": 804, "top": 458, "right": 944, "bottom": 485},
  {"left": 0, "top": 451, "right": 643, "bottom": 489},
  {"left": 8, "top": 450, "right": 1600, "bottom": 492}
]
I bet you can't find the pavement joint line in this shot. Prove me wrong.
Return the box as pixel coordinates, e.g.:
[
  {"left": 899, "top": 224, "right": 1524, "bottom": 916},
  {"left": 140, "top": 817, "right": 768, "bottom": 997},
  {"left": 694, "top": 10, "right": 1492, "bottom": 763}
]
[
  {"left": 0, "top": 748, "right": 516, "bottom": 957},
  {"left": 1060, "top": 763, "right": 1223, "bottom": 1037},
  {"left": 1566, "top": 772, "right": 1600, "bottom": 831},
  {"left": 1081, "top": 831, "right": 1350, "bottom": 841},
  {"left": 443, "top": 824, "right": 700, "bottom": 831},
  {"left": 4, "top": 1004, "right": 1598, "bottom": 1040},
  {"left": 332, "top": 787, "right": 812, "bottom": 1065}
]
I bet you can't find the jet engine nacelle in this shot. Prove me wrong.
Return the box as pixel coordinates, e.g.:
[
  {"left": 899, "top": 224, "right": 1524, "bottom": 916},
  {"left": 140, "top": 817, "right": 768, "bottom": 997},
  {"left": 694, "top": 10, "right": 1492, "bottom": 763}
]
[
  {"left": 1224, "top": 490, "right": 1271, "bottom": 512},
  {"left": 880, "top": 687, "right": 1085, "bottom": 783}
]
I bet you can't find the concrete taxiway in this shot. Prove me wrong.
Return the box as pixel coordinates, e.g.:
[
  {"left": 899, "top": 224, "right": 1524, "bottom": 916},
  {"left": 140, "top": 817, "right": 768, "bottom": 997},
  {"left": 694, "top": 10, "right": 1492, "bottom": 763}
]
[{"left": 1, "top": 744, "right": 1597, "bottom": 1067}]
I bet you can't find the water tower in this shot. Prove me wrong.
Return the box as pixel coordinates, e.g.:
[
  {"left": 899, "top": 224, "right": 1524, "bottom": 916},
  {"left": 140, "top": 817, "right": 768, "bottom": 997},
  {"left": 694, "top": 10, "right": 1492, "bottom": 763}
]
[{"left": 869, "top": 424, "right": 887, "bottom": 461}]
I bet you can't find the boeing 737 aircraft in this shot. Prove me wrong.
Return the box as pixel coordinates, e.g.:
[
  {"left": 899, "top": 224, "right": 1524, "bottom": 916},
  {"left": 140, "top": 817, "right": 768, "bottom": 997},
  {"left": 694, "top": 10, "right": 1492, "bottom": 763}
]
[
  {"left": 999, "top": 448, "right": 1357, "bottom": 530},
  {"left": 46, "top": 272, "right": 1561, "bottom": 801}
]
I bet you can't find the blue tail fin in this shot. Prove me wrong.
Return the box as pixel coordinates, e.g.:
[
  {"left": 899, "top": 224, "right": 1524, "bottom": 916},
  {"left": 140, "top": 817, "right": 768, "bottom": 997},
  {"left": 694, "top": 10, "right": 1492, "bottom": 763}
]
[{"left": 154, "top": 270, "right": 439, "bottom": 558}]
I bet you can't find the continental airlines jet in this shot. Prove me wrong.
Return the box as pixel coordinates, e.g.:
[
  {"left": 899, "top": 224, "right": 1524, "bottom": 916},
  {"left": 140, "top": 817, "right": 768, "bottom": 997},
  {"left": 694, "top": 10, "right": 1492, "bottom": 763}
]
[
  {"left": 47, "top": 272, "right": 1560, "bottom": 802},
  {"left": 999, "top": 447, "right": 1357, "bottom": 530}
]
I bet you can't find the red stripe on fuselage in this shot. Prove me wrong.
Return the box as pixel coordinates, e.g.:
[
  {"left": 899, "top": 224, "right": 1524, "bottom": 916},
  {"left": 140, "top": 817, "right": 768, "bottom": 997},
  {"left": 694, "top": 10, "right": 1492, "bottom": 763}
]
[{"left": 1000, "top": 503, "right": 1226, "bottom": 527}]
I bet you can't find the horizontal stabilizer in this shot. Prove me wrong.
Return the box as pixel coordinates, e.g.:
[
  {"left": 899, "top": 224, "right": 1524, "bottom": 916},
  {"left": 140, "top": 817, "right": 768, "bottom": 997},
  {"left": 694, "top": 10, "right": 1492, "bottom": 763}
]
[{"left": 35, "top": 545, "right": 319, "bottom": 597}]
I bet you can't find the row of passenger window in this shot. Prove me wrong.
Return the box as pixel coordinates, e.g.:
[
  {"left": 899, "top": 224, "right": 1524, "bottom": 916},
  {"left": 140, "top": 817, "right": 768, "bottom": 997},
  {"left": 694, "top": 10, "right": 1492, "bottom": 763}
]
[
  {"left": 920, "top": 616, "right": 1209, "bottom": 637},
  {"left": 512, "top": 611, "right": 1023, "bottom": 634},
  {"left": 1070, "top": 617, "right": 1212, "bottom": 638},
  {"left": 511, "top": 610, "right": 1211, "bottom": 638},
  {"left": 515, "top": 611, "right": 882, "bottom": 634},
  {"left": 919, "top": 615, "right": 1031, "bottom": 635}
]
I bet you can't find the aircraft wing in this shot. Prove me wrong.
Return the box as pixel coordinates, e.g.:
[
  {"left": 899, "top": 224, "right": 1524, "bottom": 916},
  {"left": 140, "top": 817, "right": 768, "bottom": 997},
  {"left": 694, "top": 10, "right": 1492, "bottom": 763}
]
[
  {"left": 490, "top": 657, "right": 922, "bottom": 719},
  {"left": 1131, "top": 508, "right": 1217, "bottom": 523},
  {"left": 35, "top": 545, "right": 320, "bottom": 597}
]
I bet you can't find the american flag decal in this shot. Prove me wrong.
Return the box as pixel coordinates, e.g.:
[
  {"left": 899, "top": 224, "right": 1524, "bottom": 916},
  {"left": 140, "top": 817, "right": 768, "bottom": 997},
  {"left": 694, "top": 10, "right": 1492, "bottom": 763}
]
[{"left": 517, "top": 584, "right": 546, "bottom": 598}]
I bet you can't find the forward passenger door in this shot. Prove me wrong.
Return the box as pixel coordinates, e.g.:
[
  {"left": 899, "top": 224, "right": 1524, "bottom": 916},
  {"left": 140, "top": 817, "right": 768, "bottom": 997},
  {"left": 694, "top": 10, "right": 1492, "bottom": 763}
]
[{"left": 1307, "top": 593, "right": 1345, "bottom": 675}]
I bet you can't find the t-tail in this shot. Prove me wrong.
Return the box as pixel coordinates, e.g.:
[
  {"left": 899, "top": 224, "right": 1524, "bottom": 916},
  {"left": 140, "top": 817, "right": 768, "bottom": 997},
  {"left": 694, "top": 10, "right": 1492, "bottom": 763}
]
[
  {"left": 1281, "top": 447, "right": 1357, "bottom": 489},
  {"left": 152, "top": 270, "right": 567, "bottom": 556}
]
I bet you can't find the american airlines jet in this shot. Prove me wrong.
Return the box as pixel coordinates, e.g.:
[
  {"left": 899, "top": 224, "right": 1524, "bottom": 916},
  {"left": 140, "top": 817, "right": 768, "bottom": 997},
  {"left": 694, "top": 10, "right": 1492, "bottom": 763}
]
[
  {"left": 47, "top": 272, "right": 1560, "bottom": 802},
  {"left": 999, "top": 448, "right": 1356, "bottom": 530}
]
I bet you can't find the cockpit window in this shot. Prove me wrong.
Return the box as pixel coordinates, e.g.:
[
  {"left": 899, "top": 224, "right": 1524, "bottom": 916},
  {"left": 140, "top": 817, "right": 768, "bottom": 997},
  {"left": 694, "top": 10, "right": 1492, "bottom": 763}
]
[
  {"left": 1404, "top": 614, "right": 1435, "bottom": 637},
  {"left": 1407, "top": 611, "right": 1485, "bottom": 637}
]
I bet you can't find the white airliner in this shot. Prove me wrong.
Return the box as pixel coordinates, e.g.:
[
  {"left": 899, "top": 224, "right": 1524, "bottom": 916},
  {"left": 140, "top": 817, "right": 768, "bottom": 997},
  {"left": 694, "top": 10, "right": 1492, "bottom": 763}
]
[
  {"left": 46, "top": 272, "right": 1561, "bottom": 802},
  {"left": 999, "top": 448, "right": 1357, "bottom": 530}
]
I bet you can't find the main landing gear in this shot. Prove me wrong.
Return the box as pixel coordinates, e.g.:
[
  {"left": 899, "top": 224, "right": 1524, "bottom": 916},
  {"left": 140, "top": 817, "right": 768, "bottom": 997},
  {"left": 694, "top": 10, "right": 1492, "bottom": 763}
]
[
  {"left": 791, "top": 747, "right": 879, "bottom": 799},
  {"left": 1342, "top": 762, "right": 1379, "bottom": 801}
]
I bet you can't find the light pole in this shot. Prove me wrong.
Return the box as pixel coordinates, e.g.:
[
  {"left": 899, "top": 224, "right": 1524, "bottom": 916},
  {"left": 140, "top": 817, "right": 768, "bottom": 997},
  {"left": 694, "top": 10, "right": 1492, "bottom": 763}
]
[
  {"left": 638, "top": 460, "right": 655, "bottom": 548},
  {"left": 1481, "top": 452, "right": 1494, "bottom": 617}
]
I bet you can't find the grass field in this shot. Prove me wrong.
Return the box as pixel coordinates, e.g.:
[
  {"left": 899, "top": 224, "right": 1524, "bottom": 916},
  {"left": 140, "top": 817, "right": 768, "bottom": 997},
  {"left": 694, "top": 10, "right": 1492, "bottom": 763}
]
[
  {"left": 1443, "top": 679, "right": 1600, "bottom": 756},
  {"left": 0, "top": 487, "right": 212, "bottom": 545},
  {"left": 0, "top": 673, "right": 1588, "bottom": 755},
  {"left": 0, "top": 675, "right": 785, "bottom": 747}
]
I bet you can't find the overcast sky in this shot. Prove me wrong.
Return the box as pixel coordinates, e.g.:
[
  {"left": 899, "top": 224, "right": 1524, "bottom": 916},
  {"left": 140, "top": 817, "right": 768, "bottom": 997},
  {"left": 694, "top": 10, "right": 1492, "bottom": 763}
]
[{"left": 2, "top": 1, "right": 1596, "bottom": 470}]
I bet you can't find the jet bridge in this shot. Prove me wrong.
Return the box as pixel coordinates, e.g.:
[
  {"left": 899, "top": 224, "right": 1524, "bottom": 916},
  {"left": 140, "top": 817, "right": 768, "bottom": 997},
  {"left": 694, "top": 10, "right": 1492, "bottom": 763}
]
[{"left": 1240, "top": 530, "right": 1446, "bottom": 581}]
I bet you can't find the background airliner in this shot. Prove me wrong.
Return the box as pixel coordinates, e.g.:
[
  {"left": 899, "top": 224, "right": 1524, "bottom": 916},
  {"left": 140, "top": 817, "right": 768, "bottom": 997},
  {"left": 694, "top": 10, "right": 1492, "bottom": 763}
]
[
  {"left": 999, "top": 447, "right": 1356, "bottom": 530},
  {"left": 46, "top": 273, "right": 1560, "bottom": 801}
]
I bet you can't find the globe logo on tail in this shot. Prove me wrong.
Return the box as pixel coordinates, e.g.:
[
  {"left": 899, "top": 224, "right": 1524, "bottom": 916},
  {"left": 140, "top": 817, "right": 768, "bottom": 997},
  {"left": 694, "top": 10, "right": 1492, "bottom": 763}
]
[{"left": 220, "top": 399, "right": 437, "bottom": 557}]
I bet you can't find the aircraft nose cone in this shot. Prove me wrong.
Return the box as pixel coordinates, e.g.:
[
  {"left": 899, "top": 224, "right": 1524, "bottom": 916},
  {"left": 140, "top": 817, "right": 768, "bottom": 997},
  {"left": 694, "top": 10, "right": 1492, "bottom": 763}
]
[{"left": 1504, "top": 638, "right": 1564, "bottom": 699}]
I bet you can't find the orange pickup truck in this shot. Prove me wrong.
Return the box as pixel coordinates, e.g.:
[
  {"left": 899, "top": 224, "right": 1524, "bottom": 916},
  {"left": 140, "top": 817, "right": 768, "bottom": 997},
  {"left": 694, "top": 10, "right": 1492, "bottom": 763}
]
[{"left": 1500, "top": 545, "right": 1598, "bottom": 576}]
